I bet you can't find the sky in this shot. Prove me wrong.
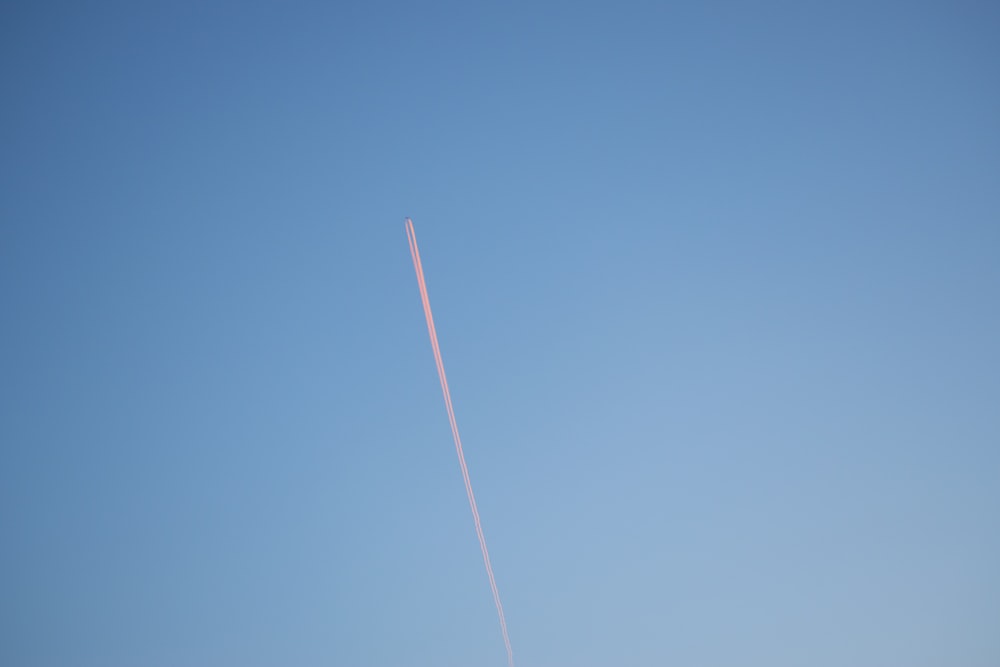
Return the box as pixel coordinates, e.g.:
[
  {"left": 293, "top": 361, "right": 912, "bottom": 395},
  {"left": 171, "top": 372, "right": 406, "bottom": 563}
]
[{"left": 1, "top": 2, "right": 998, "bottom": 666}]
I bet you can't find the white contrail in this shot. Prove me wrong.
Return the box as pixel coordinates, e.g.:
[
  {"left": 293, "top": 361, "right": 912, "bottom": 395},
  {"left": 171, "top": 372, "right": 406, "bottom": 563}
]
[{"left": 405, "top": 218, "right": 514, "bottom": 667}]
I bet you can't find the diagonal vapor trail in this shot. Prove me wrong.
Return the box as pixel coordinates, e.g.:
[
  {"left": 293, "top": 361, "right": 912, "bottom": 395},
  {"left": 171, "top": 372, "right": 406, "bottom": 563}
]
[{"left": 405, "top": 218, "right": 514, "bottom": 667}]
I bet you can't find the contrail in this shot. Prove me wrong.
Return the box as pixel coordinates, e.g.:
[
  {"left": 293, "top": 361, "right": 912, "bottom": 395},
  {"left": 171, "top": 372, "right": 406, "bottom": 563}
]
[{"left": 405, "top": 218, "right": 514, "bottom": 667}]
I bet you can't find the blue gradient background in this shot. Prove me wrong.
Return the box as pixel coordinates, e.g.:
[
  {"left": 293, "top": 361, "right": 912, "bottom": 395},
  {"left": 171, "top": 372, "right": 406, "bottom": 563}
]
[{"left": 2, "top": 2, "right": 998, "bottom": 666}]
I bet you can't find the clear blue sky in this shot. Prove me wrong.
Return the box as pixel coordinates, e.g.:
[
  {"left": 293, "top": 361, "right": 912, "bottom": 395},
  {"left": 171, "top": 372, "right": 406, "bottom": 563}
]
[{"left": 2, "top": 2, "right": 998, "bottom": 666}]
